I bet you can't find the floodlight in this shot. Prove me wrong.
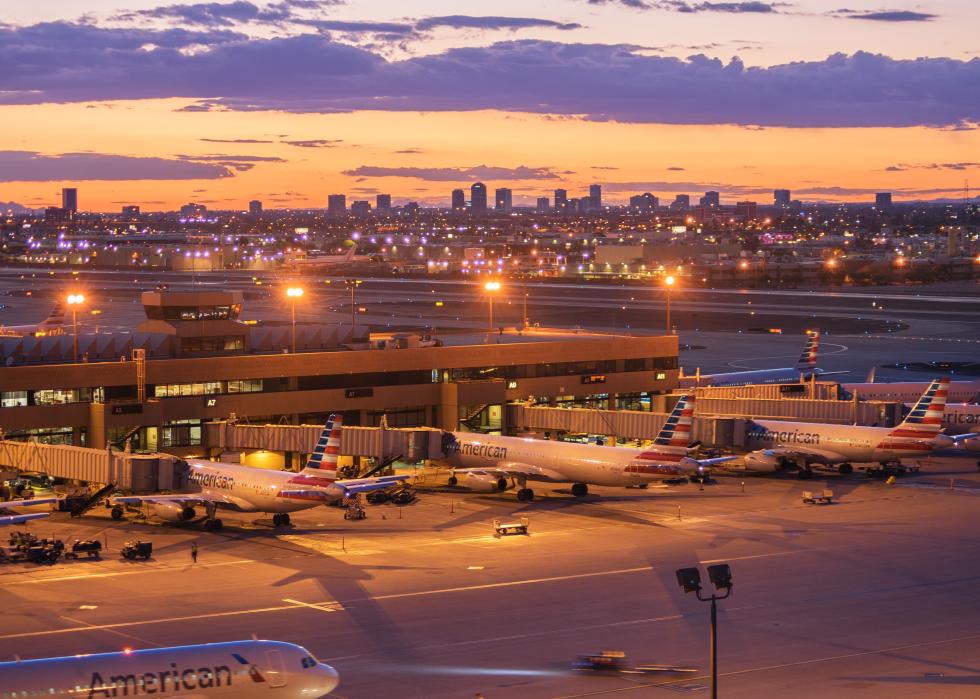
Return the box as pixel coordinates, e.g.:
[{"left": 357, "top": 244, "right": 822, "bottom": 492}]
[
  {"left": 676, "top": 567, "right": 702, "bottom": 594},
  {"left": 707, "top": 564, "right": 733, "bottom": 591}
]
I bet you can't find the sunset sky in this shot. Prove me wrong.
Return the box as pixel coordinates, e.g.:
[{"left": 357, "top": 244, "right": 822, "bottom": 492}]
[{"left": 2, "top": 0, "right": 978, "bottom": 211}]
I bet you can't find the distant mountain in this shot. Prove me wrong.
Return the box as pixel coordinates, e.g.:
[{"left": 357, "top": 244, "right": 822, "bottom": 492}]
[{"left": 0, "top": 201, "right": 35, "bottom": 214}]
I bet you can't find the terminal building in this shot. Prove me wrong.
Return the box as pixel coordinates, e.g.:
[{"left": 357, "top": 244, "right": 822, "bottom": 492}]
[{"left": 0, "top": 291, "right": 680, "bottom": 460}]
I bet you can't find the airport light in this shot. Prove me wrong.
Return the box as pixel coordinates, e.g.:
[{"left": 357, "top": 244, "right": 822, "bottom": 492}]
[
  {"left": 286, "top": 287, "right": 304, "bottom": 353},
  {"left": 345, "top": 279, "right": 362, "bottom": 330},
  {"left": 676, "top": 563, "right": 733, "bottom": 699},
  {"left": 663, "top": 275, "right": 676, "bottom": 335},
  {"left": 484, "top": 280, "right": 501, "bottom": 332},
  {"left": 67, "top": 293, "right": 84, "bottom": 362}
]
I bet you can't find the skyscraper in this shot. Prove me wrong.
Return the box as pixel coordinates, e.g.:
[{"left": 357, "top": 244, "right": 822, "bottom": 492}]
[
  {"left": 376, "top": 194, "right": 391, "bottom": 210},
  {"left": 700, "top": 191, "right": 720, "bottom": 208},
  {"left": 670, "top": 194, "right": 690, "bottom": 212},
  {"left": 875, "top": 192, "right": 893, "bottom": 208},
  {"left": 351, "top": 200, "right": 371, "bottom": 217},
  {"left": 495, "top": 188, "right": 513, "bottom": 212},
  {"left": 774, "top": 189, "right": 791, "bottom": 208},
  {"left": 589, "top": 184, "right": 602, "bottom": 212},
  {"left": 327, "top": 194, "right": 346, "bottom": 217},
  {"left": 451, "top": 188, "right": 466, "bottom": 211},
  {"left": 61, "top": 188, "right": 78, "bottom": 214},
  {"left": 554, "top": 189, "right": 568, "bottom": 211},
  {"left": 735, "top": 201, "right": 758, "bottom": 220},
  {"left": 629, "top": 193, "right": 658, "bottom": 213},
  {"left": 536, "top": 197, "right": 550, "bottom": 213},
  {"left": 470, "top": 182, "right": 487, "bottom": 214},
  {"left": 249, "top": 200, "right": 263, "bottom": 216},
  {"left": 121, "top": 205, "right": 140, "bottom": 218}
]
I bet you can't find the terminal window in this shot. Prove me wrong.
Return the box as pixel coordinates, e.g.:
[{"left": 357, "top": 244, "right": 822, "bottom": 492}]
[{"left": 160, "top": 419, "right": 203, "bottom": 447}]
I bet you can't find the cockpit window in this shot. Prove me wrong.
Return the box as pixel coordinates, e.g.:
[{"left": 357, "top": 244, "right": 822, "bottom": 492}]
[{"left": 301, "top": 656, "right": 317, "bottom": 668}]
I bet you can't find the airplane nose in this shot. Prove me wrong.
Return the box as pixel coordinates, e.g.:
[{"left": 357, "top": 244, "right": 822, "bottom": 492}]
[{"left": 310, "top": 663, "right": 339, "bottom": 696}]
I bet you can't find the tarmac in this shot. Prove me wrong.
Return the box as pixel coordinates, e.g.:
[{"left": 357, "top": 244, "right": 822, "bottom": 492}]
[{"left": 4, "top": 457, "right": 980, "bottom": 697}]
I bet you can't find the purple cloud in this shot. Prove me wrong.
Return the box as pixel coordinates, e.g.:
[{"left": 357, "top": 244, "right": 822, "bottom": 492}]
[
  {"left": 281, "top": 138, "right": 341, "bottom": 147},
  {"left": 0, "top": 150, "right": 234, "bottom": 181},
  {"left": 115, "top": 0, "right": 344, "bottom": 27},
  {"left": 659, "top": 1, "right": 783, "bottom": 12},
  {"left": 415, "top": 16, "right": 582, "bottom": 31},
  {"left": 833, "top": 9, "right": 937, "bottom": 22},
  {"left": 885, "top": 162, "right": 980, "bottom": 171},
  {"left": 1, "top": 23, "right": 977, "bottom": 128},
  {"left": 201, "top": 137, "right": 275, "bottom": 143},
  {"left": 341, "top": 165, "right": 563, "bottom": 181},
  {"left": 176, "top": 153, "right": 286, "bottom": 171}
]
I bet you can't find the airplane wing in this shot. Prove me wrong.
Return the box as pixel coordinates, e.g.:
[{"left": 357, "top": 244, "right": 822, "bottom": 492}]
[
  {"left": 450, "top": 462, "right": 568, "bottom": 483},
  {"left": 0, "top": 498, "right": 59, "bottom": 510},
  {"left": 688, "top": 455, "right": 739, "bottom": 468},
  {"left": 111, "top": 493, "right": 254, "bottom": 512},
  {"left": 0, "top": 512, "right": 49, "bottom": 525},
  {"left": 280, "top": 474, "right": 409, "bottom": 500},
  {"left": 949, "top": 433, "right": 979, "bottom": 443},
  {"left": 754, "top": 446, "right": 846, "bottom": 464}
]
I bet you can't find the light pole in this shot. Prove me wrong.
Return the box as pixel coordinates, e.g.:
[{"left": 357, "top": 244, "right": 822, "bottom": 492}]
[
  {"left": 484, "top": 280, "right": 501, "bottom": 333},
  {"left": 522, "top": 283, "right": 529, "bottom": 331},
  {"left": 67, "top": 293, "right": 84, "bottom": 362},
  {"left": 676, "top": 563, "right": 733, "bottom": 699},
  {"left": 664, "top": 275, "right": 676, "bottom": 334},
  {"left": 346, "top": 279, "right": 361, "bottom": 330},
  {"left": 286, "top": 287, "right": 303, "bottom": 353}
]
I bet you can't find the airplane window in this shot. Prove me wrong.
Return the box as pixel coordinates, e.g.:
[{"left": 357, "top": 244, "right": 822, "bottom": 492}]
[{"left": 301, "top": 656, "right": 317, "bottom": 668}]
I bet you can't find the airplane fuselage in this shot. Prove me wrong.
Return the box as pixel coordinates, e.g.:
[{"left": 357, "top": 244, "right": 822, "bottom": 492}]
[
  {"left": 0, "top": 640, "right": 338, "bottom": 698},
  {"left": 747, "top": 419, "right": 937, "bottom": 463},
  {"left": 444, "top": 432, "right": 693, "bottom": 486},
  {"left": 843, "top": 380, "right": 980, "bottom": 404},
  {"left": 184, "top": 460, "right": 342, "bottom": 514},
  {"left": 681, "top": 367, "right": 822, "bottom": 388}
]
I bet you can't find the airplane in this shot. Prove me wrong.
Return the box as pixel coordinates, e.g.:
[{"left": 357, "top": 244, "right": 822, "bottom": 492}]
[
  {"left": 285, "top": 243, "right": 372, "bottom": 271},
  {"left": 0, "top": 639, "right": 339, "bottom": 698},
  {"left": 742, "top": 378, "right": 978, "bottom": 477},
  {"left": 0, "top": 497, "right": 58, "bottom": 525},
  {"left": 842, "top": 378, "right": 980, "bottom": 404},
  {"left": 0, "top": 302, "right": 67, "bottom": 337},
  {"left": 110, "top": 414, "right": 407, "bottom": 530},
  {"left": 679, "top": 331, "right": 838, "bottom": 388},
  {"left": 443, "top": 394, "right": 736, "bottom": 501}
]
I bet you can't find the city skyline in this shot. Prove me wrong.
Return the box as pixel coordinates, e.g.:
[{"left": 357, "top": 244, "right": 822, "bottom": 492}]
[{"left": 0, "top": 0, "right": 978, "bottom": 211}]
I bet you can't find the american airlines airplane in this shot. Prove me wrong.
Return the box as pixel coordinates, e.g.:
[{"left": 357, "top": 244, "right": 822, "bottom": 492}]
[
  {"left": 0, "top": 302, "right": 67, "bottom": 337},
  {"left": 111, "top": 414, "right": 406, "bottom": 530},
  {"left": 679, "top": 331, "right": 834, "bottom": 388},
  {"left": 0, "top": 639, "right": 339, "bottom": 698},
  {"left": 743, "top": 378, "right": 977, "bottom": 476},
  {"left": 842, "top": 378, "right": 980, "bottom": 404},
  {"left": 444, "top": 394, "right": 735, "bottom": 500},
  {"left": 0, "top": 497, "right": 58, "bottom": 525}
]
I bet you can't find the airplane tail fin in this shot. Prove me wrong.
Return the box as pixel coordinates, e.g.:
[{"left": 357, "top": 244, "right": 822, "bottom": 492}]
[
  {"left": 344, "top": 244, "right": 357, "bottom": 261},
  {"left": 891, "top": 378, "right": 949, "bottom": 437},
  {"left": 796, "top": 330, "right": 820, "bottom": 369},
  {"left": 865, "top": 366, "right": 876, "bottom": 383},
  {"left": 40, "top": 302, "right": 66, "bottom": 327},
  {"left": 636, "top": 394, "right": 695, "bottom": 461},
  {"left": 303, "top": 413, "right": 342, "bottom": 476}
]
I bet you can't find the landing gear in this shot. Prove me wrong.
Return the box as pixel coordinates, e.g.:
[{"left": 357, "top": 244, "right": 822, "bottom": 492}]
[
  {"left": 272, "top": 513, "right": 291, "bottom": 527},
  {"left": 516, "top": 488, "right": 535, "bottom": 502},
  {"left": 571, "top": 483, "right": 589, "bottom": 497},
  {"left": 838, "top": 463, "right": 853, "bottom": 476},
  {"left": 110, "top": 506, "right": 124, "bottom": 521},
  {"left": 204, "top": 518, "right": 224, "bottom": 532},
  {"left": 447, "top": 475, "right": 458, "bottom": 486},
  {"left": 796, "top": 467, "right": 814, "bottom": 480}
]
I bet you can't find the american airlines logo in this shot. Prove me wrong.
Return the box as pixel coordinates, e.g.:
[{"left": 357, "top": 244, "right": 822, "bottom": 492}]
[
  {"left": 749, "top": 426, "right": 821, "bottom": 445},
  {"left": 87, "top": 660, "right": 241, "bottom": 697},
  {"left": 449, "top": 441, "right": 508, "bottom": 460},
  {"left": 190, "top": 471, "right": 235, "bottom": 490}
]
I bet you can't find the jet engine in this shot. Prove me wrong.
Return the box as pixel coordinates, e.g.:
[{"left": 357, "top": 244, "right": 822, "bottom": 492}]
[
  {"left": 153, "top": 502, "right": 196, "bottom": 522},
  {"left": 743, "top": 450, "right": 786, "bottom": 473},
  {"left": 462, "top": 472, "right": 510, "bottom": 492}
]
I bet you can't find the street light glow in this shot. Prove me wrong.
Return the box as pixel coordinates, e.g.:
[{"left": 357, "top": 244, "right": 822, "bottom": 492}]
[
  {"left": 286, "top": 287, "right": 304, "bottom": 298},
  {"left": 67, "top": 293, "right": 85, "bottom": 305},
  {"left": 664, "top": 275, "right": 675, "bottom": 287},
  {"left": 484, "top": 281, "right": 501, "bottom": 292}
]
